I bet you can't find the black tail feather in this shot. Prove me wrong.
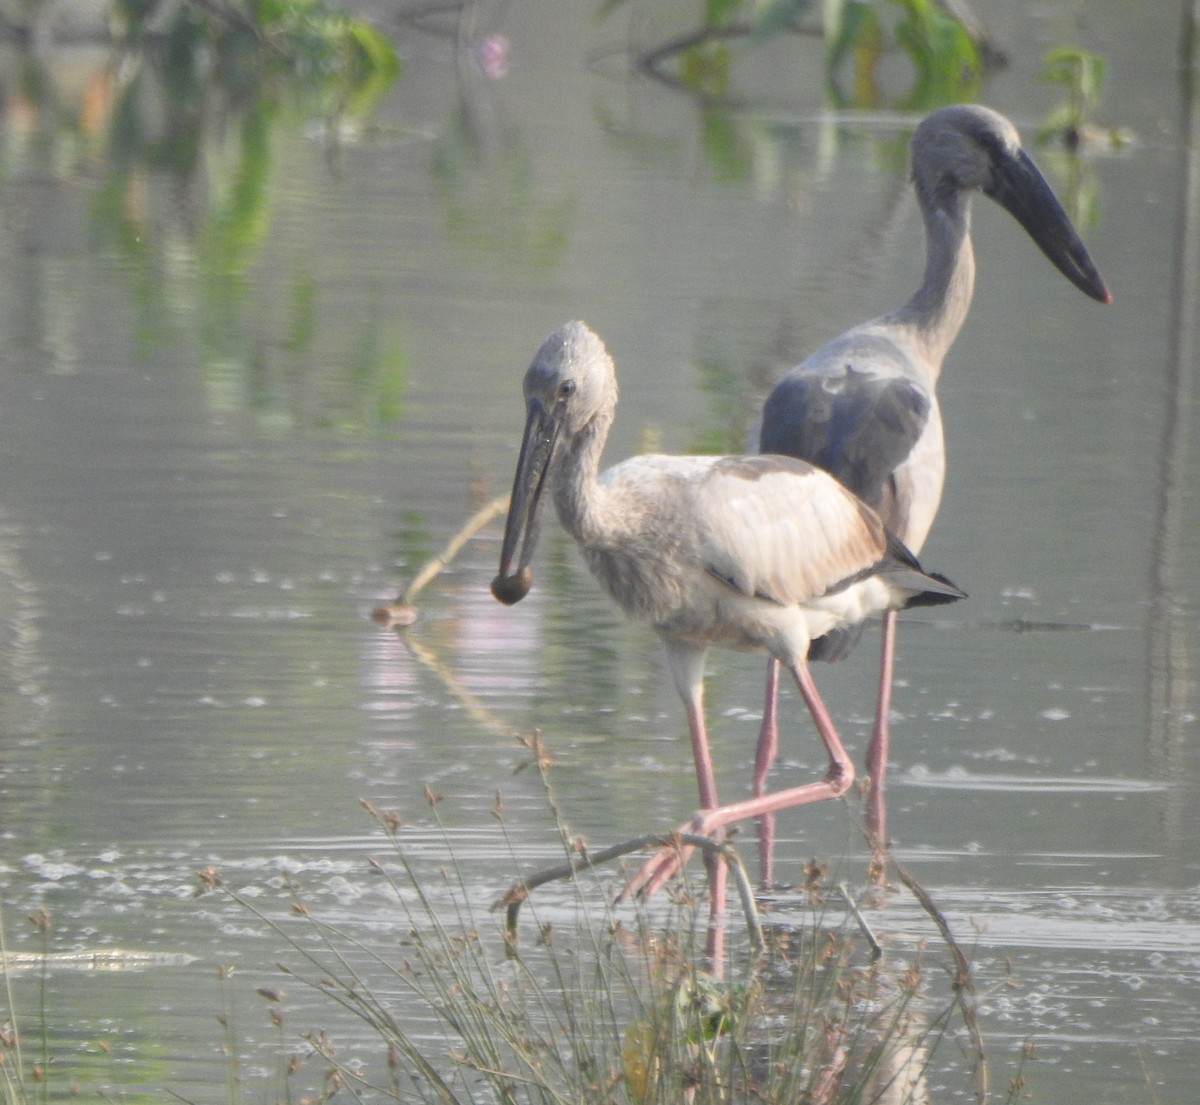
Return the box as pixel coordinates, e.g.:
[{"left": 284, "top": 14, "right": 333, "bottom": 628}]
[
  {"left": 904, "top": 570, "right": 967, "bottom": 608},
  {"left": 808, "top": 621, "right": 867, "bottom": 662}
]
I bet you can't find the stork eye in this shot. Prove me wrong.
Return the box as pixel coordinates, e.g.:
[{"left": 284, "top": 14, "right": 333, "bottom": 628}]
[{"left": 558, "top": 379, "right": 576, "bottom": 399}]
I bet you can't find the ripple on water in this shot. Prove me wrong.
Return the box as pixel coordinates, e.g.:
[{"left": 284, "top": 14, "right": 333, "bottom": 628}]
[{"left": 899, "top": 765, "right": 1169, "bottom": 794}]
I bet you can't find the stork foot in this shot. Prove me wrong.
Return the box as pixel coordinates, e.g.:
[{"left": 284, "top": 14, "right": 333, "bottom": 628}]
[{"left": 617, "top": 813, "right": 724, "bottom": 902}]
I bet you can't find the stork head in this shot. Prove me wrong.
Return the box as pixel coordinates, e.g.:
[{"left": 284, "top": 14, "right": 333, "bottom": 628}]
[
  {"left": 912, "top": 104, "right": 1111, "bottom": 304},
  {"left": 492, "top": 322, "right": 615, "bottom": 604},
  {"left": 521, "top": 320, "right": 618, "bottom": 442}
]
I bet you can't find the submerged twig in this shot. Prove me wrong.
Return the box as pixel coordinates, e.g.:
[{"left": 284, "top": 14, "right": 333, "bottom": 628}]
[
  {"left": 372, "top": 493, "right": 509, "bottom": 626},
  {"left": 837, "top": 882, "right": 883, "bottom": 960},
  {"left": 497, "top": 833, "right": 763, "bottom": 960}
]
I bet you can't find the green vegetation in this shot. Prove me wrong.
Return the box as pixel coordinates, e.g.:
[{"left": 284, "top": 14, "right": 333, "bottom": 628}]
[
  {"left": 109, "top": 0, "right": 401, "bottom": 103},
  {"left": 826, "top": 0, "right": 983, "bottom": 107},
  {"left": 1031, "top": 44, "right": 1130, "bottom": 231},
  {"left": 601, "top": 0, "right": 988, "bottom": 108},
  {"left": 0, "top": 0, "right": 412, "bottom": 433},
  {"left": 1035, "top": 46, "right": 1121, "bottom": 149}
]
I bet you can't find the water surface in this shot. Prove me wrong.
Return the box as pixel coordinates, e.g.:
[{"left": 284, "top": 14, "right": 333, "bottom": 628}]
[{"left": 0, "top": 2, "right": 1197, "bottom": 1102}]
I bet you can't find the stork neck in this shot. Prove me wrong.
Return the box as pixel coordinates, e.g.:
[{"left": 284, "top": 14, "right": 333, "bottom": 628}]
[
  {"left": 552, "top": 413, "right": 614, "bottom": 547},
  {"left": 891, "top": 188, "right": 976, "bottom": 371}
]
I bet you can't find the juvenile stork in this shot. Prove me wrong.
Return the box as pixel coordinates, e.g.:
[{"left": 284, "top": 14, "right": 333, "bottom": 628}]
[
  {"left": 753, "top": 104, "right": 1111, "bottom": 858},
  {"left": 492, "top": 321, "right": 965, "bottom": 966}
]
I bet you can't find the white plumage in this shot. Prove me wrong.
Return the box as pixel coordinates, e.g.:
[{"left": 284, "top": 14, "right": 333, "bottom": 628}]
[{"left": 493, "top": 320, "right": 964, "bottom": 965}]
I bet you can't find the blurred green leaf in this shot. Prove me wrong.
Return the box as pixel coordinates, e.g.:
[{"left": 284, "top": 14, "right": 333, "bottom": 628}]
[
  {"left": 680, "top": 42, "right": 732, "bottom": 94},
  {"left": 894, "top": 4, "right": 980, "bottom": 104},
  {"left": 705, "top": 0, "right": 742, "bottom": 27},
  {"left": 1037, "top": 46, "right": 1108, "bottom": 143},
  {"left": 752, "top": 0, "right": 814, "bottom": 38},
  {"left": 893, "top": 1, "right": 978, "bottom": 71},
  {"left": 347, "top": 20, "right": 403, "bottom": 76},
  {"left": 827, "top": 1, "right": 883, "bottom": 75},
  {"left": 1042, "top": 46, "right": 1107, "bottom": 110},
  {"left": 826, "top": 0, "right": 981, "bottom": 107},
  {"left": 700, "top": 106, "right": 751, "bottom": 179}
]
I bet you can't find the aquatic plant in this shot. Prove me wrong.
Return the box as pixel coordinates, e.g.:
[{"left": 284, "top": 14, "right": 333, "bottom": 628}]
[
  {"left": 1035, "top": 46, "right": 1114, "bottom": 149},
  {"left": 0, "top": 906, "right": 51, "bottom": 1105},
  {"left": 599, "top": 0, "right": 989, "bottom": 108},
  {"left": 825, "top": 0, "right": 984, "bottom": 107},
  {"left": 195, "top": 738, "right": 989, "bottom": 1105},
  {"left": 109, "top": 0, "right": 401, "bottom": 96}
]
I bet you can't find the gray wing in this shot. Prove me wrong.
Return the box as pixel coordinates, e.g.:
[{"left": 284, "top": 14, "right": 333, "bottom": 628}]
[
  {"left": 757, "top": 348, "right": 933, "bottom": 663},
  {"left": 688, "top": 456, "right": 888, "bottom": 609},
  {"left": 758, "top": 368, "right": 931, "bottom": 521}
]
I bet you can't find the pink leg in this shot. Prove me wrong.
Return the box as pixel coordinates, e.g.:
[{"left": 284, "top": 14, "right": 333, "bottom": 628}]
[
  {"left": 625, "top": 658, "right": 855, "bottom": 902},
  {"left": 754, "top": 659, "right": 781, "bottom": 794},
  {"left": 685, "top": 694, "right": 719, "bottom": 812},
  {"left": 648, "top": 689, "right": 729, "bottom": 973},
  {"left": 704, "top": 846, "right": 727, "bottom": 977},
  {"left": 755, "top": 659, "right": 781, "bottom": 888},
  {"left": 864, "top": 610, "right": 897, "bottom": 849}
]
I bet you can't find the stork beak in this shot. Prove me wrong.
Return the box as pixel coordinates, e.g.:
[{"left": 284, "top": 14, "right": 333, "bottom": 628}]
[
  {"left": 987, "top": 147, "right": 1112, "bottom": 304},
  {"left": 492, "top": 397, "right": 560, "bottom": 605}
]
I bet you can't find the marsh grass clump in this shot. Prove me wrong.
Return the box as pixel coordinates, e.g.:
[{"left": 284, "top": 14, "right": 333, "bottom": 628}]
[
  {"left": 201, "top": 750, "right": 986, "bottom": 1105},
  {"left": 0, "top": 906, "right": 53, "bottom": 1105}
]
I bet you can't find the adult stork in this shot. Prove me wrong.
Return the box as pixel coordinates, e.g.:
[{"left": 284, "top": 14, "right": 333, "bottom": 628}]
[
  {"left": 752, "top": 104, "right": 1111, "bottom": 860},
  {"left": 492, "top": 321, "right": 965, "bottom": 966}
]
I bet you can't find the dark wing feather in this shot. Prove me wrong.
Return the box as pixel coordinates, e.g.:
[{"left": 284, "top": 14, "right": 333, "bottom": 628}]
[
  {"left": 758, "top": 349, "right": 934, "bottom": 663},
  {"left": 758, "top": 369, "right": 931, "bottom": 517}
]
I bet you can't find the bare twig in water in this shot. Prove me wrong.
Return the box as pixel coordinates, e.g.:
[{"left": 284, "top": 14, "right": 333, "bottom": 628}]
[
  {"left": 837, "top": 882, "right": 882, "bottom": 959},
  {"left": 372, "top": 493, "right": 509, "bottom": 626},
  {"left": 496, "top": 833, "right": 763, "bottom": 960}
]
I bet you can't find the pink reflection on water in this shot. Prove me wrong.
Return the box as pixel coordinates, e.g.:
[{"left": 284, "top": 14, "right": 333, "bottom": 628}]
[
  {"left": 360, "top": 565, "right": 545, "bottom": 732},
  {"left": 474, "top": 35, "right": 510, "bottom": 80}
]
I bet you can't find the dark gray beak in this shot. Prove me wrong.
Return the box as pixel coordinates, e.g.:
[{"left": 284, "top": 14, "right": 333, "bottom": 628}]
[
  {"left": 491, "top": 397, "right": 560, "bottom": 605},
  {"left": 987, "top": 147, "right": 1112, "bottom": 304}
]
